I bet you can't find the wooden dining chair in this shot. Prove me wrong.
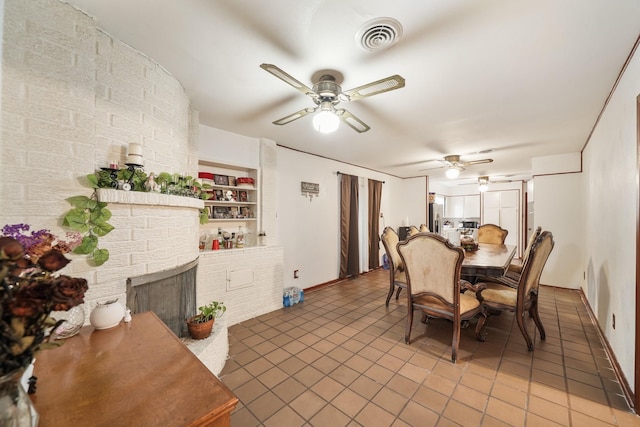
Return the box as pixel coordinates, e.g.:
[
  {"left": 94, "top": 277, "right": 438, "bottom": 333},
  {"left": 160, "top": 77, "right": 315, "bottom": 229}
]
[
  {"left": 505, "top": 226, "right": 542, "bottom": 281},
  {"left": 477, "top": 224, "right": 508, "bottom": 244},
  {"left": 397, "top": 233, "right": 485, "bottom": 363},
  {"left": 380, "top": 227, "right": 407, "bottom": 306},
  {"left": 408, "top": 225, "right": 420, "bottom": 237},
  {"left": 476, "top": 226, "right": 542, "bottom": 288},
  {"left": 475, "top": 231, "right": 554, "bottom": 351},
  {"left": 419, "top": 224, "right": 430, "bottom": 232}
]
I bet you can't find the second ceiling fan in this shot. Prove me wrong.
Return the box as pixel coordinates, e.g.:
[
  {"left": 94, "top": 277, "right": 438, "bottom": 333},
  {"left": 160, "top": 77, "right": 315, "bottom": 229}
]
[
  {"left": 260, "top": 63, "right": 405, "bottom": 133},
  {"left": 421, "top": 154, "right": 493, "bottom": 178}
]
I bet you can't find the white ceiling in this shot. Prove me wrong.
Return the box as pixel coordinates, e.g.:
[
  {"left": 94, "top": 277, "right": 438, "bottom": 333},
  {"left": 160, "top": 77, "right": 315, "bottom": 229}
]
[{"left": 64, "top": 0, "right": 640, "bottom": 185}]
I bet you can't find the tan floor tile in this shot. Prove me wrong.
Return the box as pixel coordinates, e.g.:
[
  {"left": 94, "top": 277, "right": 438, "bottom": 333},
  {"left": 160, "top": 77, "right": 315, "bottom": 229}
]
[
  {"left": 528, "top": 382, "right": 568, "bottom": 406},
  {"left": 490, "top": 382, "right": 527, "bottom": 409},
  {"left": 230, "top": 406, "right": 260, "bottom": 427},
  {"left": 310, "top": 404, "right": 352, "bottom": 427},
  {"left": 350, "top": 374, "right": 383, "bottom": 400},
  {"left": 355, "top": 402, "right": 397, "bottom": 427},
  {"left": 442, "top": 399, "right": 483, "bottom": 426},
  {"left": 364, "top": 364, "right": 395, "bottom": 385},
  {"left": 569, "top": 394, "right": 617, "bottom": 424},
  {"left": 312, "top": 375, "right": 346, "bottom": 401},
  {"left": 485, "top": 396, "right": 525, "bottom": 427},
  {"left": 458, "top": 371, "right": 494, "bottom": 395},
  {"left": 329, "top": 364, "right": 360, "bottom": 387},
  {"left": 245, "top": 391, "right": 285, "bottom": 421},
  {"left": 332, "top": 388, "right": 369, "bottom": 418},
  {"left": 386, "top": 374, "right": 420, "bottom": 398},
  {"left": 452, "top": 383, "right": 489, "bottom": 412},
  {"left": 344, "top": 353, "right": 375, "bottom": 374},
  {"left": 263, "top": 405, "right": 306, "bottom": 427},
  {"left": 244, "top": 356, "right": 274, "bottom": 377},
  {"left": 570, "top": 409, "right": 617, "bottom": 427},
  {"left": 271, "top": 377, "right": 306, "bottom": 403},
  {"left": 293, "top": 365, "right": 325, "bottom": 388},
  {"left": 398, "top": 400, "right": 439, "bottom": 426},
  {"left": 413, "top": 384, "right": 449, "bottom": 414},
  {"left": 290, "top": 389, "right": 326, "bottom": 420},
  {"left": 527, "top": 394, "right": 570, "bottom": 425},
  {"left": 423, "top": 372, "right": 457, "bottom": 396},
  {"left": 371, "top": 387, "right": 409, "bottom": 416},
  {"left": 233, "top": 378, "right": 268, "bottom": 404},
  {"left": 257, "top": 365, "right": 289, "bottom": 389}
]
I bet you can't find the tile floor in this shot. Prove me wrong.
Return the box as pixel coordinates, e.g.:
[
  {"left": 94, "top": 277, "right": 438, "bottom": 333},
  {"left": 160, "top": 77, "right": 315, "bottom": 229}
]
[{"left": 220, "top": 269, "right": 640, "bottom": 426}]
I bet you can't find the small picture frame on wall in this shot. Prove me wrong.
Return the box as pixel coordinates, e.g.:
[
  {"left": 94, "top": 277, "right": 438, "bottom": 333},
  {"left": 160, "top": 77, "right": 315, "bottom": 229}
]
[
  {"left": 229, "top": 206, "right": 239, "bottom": 218},
  {"left": 227, "top": 176, "right": 236, "bottom": 186},
  {"left": 214, "top": 190, "right": 224, "bottom": 201},
  {"left": 214, "top": 175, "right": 228, "bottom": 186},
  {"left": 238, "top": 190, "right": 248, "bottom": 202}
]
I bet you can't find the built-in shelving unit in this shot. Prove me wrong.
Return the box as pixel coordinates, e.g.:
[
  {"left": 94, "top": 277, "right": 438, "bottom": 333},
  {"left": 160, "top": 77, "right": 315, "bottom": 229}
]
[{"left": 198, "top": 159, "right": 260, "bottom": 246}]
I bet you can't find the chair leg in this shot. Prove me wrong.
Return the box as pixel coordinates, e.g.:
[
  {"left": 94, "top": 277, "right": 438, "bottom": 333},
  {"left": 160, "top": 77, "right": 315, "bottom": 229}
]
[
  {"left": 451, "top": 316, "right": 460, "bottom": 363},
  {"left": 517, "top": 312, "right": 534, "bottom": 351},
  {"left": 529, "top": 302, "right": 546, "bottom": 341},
  {"left": 474, "top": 313, "right": 487, "bottom": 342},
  {"left": 405, "top": 306, "right": 414, "bottom": 344},
  {"left": 385, "top": 283, "right": 395, "bottom": 306},
  {"left": 395, "top": 287, "right": 402, "bottom": 300}
]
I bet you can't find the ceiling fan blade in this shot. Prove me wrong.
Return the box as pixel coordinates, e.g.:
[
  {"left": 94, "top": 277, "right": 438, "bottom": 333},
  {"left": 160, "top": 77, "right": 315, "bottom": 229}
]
[
  {"left": 260, "top": 63, "right": 316, "bottom": 99},
  {"left": 418, "top": 164, "right": 446, "bottom": 172},
  {"left": 272, "top": 107, "right": 316, "bottom": 125},
  {"left": 336, "top": 109, "right": 370, "bottom": 133},
  {"left": 463, "top": 159, "right": 493, "bottom": 166},
  {"left": 341, "top": 75, "right": 405, "bottom": 102}
]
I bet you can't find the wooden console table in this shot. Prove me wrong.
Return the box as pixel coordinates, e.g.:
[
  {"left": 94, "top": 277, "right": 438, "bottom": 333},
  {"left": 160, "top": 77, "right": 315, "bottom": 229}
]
[{"left": 31, "top": 312, "right": 238, "bottom": 427}]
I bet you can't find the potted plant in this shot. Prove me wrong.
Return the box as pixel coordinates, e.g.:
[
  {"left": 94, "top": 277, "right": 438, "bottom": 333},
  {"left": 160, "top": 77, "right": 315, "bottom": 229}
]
[{"left": 186, "top": 301, "right": 226, "bottom": 339}]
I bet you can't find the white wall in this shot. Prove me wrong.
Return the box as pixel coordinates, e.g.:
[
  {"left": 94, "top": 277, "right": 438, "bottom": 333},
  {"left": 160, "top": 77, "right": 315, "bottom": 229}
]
[
  {"left": 276, "top": 147, "right": 406, "bottom": 289},
  {"left": 533, "top": 173, "right": 584, "bottom": 288},
  {"left": 582, "top": 44, "right": 640, "bottom": 387}
]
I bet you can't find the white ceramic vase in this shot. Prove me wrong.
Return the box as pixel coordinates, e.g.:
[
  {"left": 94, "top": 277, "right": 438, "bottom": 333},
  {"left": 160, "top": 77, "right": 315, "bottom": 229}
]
[{"left": 90, "top": 299, "right": 125, "bottom": 330}]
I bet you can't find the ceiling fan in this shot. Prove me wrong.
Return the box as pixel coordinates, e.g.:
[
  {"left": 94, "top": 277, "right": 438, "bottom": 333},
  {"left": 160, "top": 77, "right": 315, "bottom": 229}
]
[
  {"left": 420, "top": 154, "right": 493, "bottom": 178},
  {"left": 260, "top": 63, "right": 405, "bottom": 133}
]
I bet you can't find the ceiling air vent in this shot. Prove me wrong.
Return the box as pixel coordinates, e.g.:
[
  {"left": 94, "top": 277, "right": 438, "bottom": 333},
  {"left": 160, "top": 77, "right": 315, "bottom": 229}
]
[{"left": 356, "top": 18, "right": 403, "bottom": 52}]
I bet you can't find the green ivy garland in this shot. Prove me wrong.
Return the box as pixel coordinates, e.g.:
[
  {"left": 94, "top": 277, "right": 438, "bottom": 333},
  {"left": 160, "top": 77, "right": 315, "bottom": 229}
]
[{"left": 63, "top": 170, "right": 212, "bottom": 266}]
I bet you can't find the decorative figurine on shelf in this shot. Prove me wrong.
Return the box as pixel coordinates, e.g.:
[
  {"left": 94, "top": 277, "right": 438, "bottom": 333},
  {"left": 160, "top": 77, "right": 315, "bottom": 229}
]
[
  {"left": 225, "top": 190, "right": 235, "bottom": 202},
  {"left": 145, "top": 173, "right": 160, "bottom": 193}
]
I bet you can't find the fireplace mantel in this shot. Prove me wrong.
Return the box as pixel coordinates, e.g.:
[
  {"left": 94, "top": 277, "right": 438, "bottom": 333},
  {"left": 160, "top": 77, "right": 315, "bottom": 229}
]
[{"left": 97, "top": 188, "right": 204, "bottom": 209}]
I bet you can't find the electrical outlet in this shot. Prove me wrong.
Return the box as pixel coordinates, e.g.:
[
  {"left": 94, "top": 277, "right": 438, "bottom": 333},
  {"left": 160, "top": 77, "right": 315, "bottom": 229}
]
[
  {"left": 380, "top": 212, "right": 384, "bottom": 218},
  {"left": 294, "top": 270, "right": 299, "bottom": 279}
]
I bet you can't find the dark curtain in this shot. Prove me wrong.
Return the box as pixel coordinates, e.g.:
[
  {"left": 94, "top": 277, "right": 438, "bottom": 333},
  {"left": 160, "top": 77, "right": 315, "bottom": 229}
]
[
  {"left": 368, "top": 179, "right": 383, "bottom": 270},
  {"left": 339, "top": 174, "right": 359, "bottom": 279}
]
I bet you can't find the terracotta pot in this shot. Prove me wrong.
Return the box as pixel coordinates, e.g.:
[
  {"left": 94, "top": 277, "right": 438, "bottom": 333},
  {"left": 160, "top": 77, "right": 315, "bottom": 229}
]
[{"left": 186, "top": 316, "right": 214, "bottom": 339}]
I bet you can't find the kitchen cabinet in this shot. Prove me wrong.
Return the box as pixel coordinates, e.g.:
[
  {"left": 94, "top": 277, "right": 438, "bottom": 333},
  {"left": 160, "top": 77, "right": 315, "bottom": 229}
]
[
  {"left": 482, "top": 189, "right": 520, "bottom": 252},
  {"left": 464, "top": 195, "right": 480, "bottom": 217},
  {"left": 445, "top": 195, "right": 480, "bottom": 218},
  {"left": 445, "top": 196, "right": 464, "bottom": 218}
]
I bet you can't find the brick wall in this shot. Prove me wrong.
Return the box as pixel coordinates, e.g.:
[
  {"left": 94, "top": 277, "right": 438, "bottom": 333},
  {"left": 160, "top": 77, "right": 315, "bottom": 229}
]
[
  {"left": 197, "top": 246, "right": 284, "bottom": 326},
  {"left": 1, "top": 1, "right": 283, "bottom": 331}
]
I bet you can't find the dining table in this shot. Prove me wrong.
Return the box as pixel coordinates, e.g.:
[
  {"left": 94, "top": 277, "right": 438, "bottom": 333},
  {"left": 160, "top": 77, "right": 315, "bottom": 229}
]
[{"left": 461, "top": 243, "right": 517, "bottom": 278}]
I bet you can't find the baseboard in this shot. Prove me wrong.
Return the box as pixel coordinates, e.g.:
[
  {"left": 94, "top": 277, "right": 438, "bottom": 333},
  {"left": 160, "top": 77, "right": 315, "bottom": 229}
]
[{"left": 576, "top": 286, "right": 635, "bottom": 411}]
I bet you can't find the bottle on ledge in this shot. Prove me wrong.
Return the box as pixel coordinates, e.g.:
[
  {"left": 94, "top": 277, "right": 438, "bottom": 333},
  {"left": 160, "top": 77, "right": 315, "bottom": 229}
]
[{"left": 236, "top": 226, "right": 245, "bottom": 248}]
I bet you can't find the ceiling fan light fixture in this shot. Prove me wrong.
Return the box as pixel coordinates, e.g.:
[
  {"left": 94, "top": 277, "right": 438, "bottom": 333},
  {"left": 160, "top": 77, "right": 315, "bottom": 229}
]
[
  {"left": 313, "top": 103, "right": 340, "bottom": 134},
  {"left": 478, "top": 176, "right": 489, "bottom": 192},
  {"left": 446, "top": 167, "right": 460, "bottom": 179}
]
